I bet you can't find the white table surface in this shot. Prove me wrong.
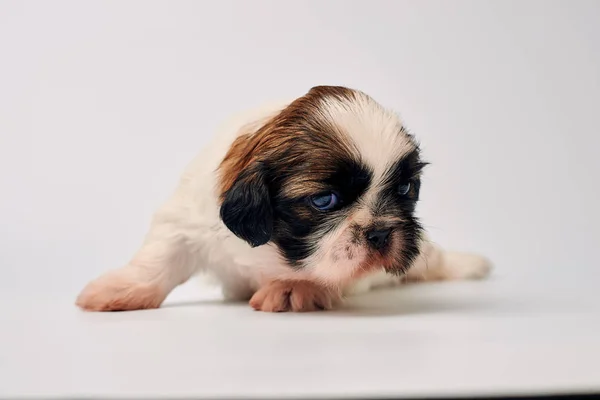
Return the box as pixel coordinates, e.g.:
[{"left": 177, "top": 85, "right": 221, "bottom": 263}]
[{"left": 1, "top": 276, "right": 599, "bottom": 399}]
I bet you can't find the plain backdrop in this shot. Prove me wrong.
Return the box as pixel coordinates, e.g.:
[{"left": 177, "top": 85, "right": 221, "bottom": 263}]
[{"left": 1, "top": 0, "right": 599, "bottom": 297}]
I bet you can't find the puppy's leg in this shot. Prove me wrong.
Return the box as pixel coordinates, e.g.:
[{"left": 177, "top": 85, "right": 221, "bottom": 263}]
[
  {"left": 76, "top": 237, "right": 198, "bottom": 311},
  {"left": 343, "top": 270, "right": 404, "bottom": 296},
  {"left": 249, "top": 280, "right": 341, "bottom": 312},
  {"left": 404, "top": 240, "right": 492, "bottom": 282}
]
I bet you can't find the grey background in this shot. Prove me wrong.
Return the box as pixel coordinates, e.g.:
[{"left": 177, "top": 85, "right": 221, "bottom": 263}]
[{"left": 1, "top": 0, "right": 599, "bottom": 296}]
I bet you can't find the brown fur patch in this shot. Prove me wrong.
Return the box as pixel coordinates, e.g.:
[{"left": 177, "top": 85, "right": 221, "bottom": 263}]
[{"left": 218, "top": 86, "right": 359, "bottom": 200}]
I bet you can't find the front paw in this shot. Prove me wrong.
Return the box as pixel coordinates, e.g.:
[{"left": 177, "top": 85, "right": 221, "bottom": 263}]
[
  {"left": 76, "top": 268, "right": 166, "bottom": 312},
  {"left": 249, "top": 280, "right": 339, "bottom": 312}
]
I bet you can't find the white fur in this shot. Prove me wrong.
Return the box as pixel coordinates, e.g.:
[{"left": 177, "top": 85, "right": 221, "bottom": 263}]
[
  {"left": 76, "top": 95, "right": 491, "bottom": 312},
  {"left": 296, "top": 93, "right": 419, "bottom": 285},
  {"left": 319, "top": 93, "right": 415, "bottom": 181}
]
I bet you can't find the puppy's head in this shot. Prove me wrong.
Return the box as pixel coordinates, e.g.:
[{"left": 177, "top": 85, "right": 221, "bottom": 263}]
[{"left": 218, "top": 86, "right": 426, "bottom": 285}]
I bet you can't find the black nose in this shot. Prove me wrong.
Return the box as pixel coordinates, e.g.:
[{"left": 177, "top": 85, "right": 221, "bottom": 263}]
[{"left": 366, "top": 228, "right": 392, "bottom": 249}]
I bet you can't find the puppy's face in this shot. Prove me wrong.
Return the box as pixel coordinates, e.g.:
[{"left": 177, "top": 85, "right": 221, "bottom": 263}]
[{"left": 219, "top": 86, "right": 426, "bottom": 285}]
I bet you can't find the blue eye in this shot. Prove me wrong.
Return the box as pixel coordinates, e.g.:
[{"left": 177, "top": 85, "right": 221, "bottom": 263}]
[
  {"left": 398, "top": 182, "right": 411, "bottom": 196},
  {"left": 310, "top": 192, "right": 339, "bottom": 211}
]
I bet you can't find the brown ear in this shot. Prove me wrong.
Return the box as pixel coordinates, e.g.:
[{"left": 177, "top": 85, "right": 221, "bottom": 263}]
[{"left": 219, "top": 162, "right": 273, "bottom": 247}]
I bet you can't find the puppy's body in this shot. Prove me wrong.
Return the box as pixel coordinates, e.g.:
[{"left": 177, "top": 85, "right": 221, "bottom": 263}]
[{"left": 77, "top": 87, "right": 490, "bottom": 312}]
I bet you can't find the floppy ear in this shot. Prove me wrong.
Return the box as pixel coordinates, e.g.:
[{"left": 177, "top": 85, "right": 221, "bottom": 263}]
[{"left": 219, "top": 164, "right": 273, "bottom": 247}]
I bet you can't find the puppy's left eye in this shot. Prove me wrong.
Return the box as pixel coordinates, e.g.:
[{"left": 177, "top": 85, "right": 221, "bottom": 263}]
[
  {"left": 310, "top": 192, "right": 339, "bottom": 211},
  {"left": 397, "top": 182, "right": 411, "bottom": 196}
]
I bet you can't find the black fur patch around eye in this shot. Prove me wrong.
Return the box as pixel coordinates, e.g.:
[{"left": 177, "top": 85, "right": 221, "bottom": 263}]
[
  {"left": 383, "top": 148, "right": 428, "bottom": 187},
  {"left": 322, "top": 158, "right": 372, "bottom": 206},
  {"left": 376, "top": 148, "right": 427, "bottom": 209},
  {"left": 269, "top": 157, "right": 373, "bottom": 267}
]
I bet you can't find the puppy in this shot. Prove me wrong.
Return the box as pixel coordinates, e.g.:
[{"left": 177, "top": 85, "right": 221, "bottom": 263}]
[{"left": 76, "top": 86, "right": 491, "bottom": 312}]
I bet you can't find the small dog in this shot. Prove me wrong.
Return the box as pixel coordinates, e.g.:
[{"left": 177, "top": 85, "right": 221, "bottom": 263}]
[{"left": 76, "top": 86, "right": 491, "bottom": 312}]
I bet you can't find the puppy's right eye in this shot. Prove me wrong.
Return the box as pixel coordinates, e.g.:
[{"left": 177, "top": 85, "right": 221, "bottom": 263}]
[
  {"left": 310, "top": 192, "right": 339, "bottom": 211},
  {"left": 397, "top": 182, "right": 411, "bottom": 196}
]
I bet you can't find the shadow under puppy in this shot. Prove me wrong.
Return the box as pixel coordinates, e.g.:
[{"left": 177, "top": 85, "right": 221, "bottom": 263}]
[{"left": 77, "top": 86, "right": 491, "bottom": 312}]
